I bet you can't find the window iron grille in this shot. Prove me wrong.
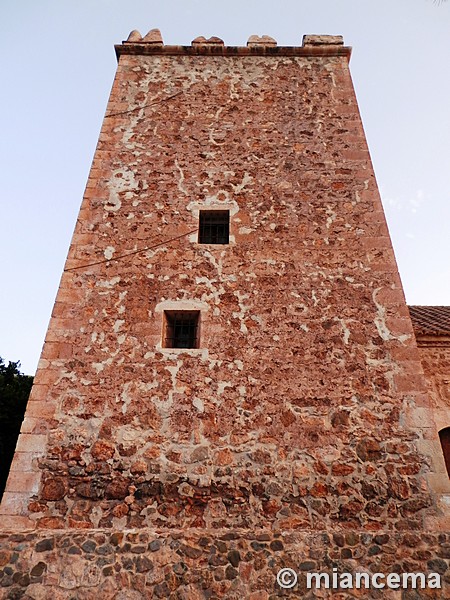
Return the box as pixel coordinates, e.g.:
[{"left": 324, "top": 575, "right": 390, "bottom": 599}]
[
  {"left": 163, "top": 311, "right": 200, "bottom": 349},
  {"left": 198, "top": 210, "right": 230, "bottom": 244}
]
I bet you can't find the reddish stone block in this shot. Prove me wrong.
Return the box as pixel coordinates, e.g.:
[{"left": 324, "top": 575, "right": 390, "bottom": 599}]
[
  {"left": 5, "top": 473, "right": 40, "bottom": 494},
  {"left": 0, "top": 492, "right": 31, "bottom": 516},
  {"left": 35, "top": 517, "right": 66, "bottom": 529},
  {"left": 9, "top": 452, "right": 39, "bottom": 473},
  {"left": 15, "top": 434, "right": 47, "bottom": 454},
  {"left": 25, "top": 401, "right": 55, "bottom": 419},
  {"left": 0, "top": 515, "right": 34, "bottom": 531},
  {"left": 41, "top": 477, "right": 67, "bottom": 501}
]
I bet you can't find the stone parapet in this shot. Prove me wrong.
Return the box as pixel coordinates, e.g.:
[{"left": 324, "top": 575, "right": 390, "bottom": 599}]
[{"left": 115, "top": 30, "right": 351, "bottom": 61}]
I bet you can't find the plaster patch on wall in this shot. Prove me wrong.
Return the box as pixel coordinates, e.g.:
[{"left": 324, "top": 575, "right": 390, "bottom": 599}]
[
  {"left": 231, "top": 172, "right": 253, "bottom": 194},
  {"left": 113, "top": 320, "right": 125, "bottom": 333},
  {"left": 325, "top": 204, "right": 337, "bottom": 229},
  {"left": 115, "top": 291, "right": 128, "bottom": 315},
  {"left": 104, "top": 247, "right": 115, "bottom": 260},
  {"left": 373, "top": 287, "right": 410, "bottom": 344},
  {"left": 96, "top": 277, "right": 121, "bottom": 289},
  {"left": 217, "top": 382, "right": 232, "bottom": 396},
  {"left": 165, "top": 360, "right": 183, "bottom": 410},
  {"left": 200, "top": 251, "right": 226, "bottom": 279},
  {"left": 119, "top": 382, "right": 133, "bottom": 415},
  {"left": 336, "top": 318, "right": 351, "bottom": 345},
  {"left": 193, "top": 398, "right": 204, "bottom": 413},
  {"left": 105, "top": 169, "right": 139, "bottom": 213},
  {"left": 174, "top": 159, "right": 188, "bottom": 197},
  {"left": 232, "top": 291, "right": 251, "bottom": 334},
  {"left": 194, "top": 276, "right": 225, "bottom": 306},
  {"left": 91, "top": 358, "right": 113, "bottom": 374}
]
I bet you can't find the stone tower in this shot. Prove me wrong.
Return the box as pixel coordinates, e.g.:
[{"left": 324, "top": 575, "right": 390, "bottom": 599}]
[{"left": 0, "top": 30, "right": 448, "bottom": 598}]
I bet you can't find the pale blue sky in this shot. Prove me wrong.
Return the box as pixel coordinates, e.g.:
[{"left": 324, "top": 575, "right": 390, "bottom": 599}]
[{"left": 1, "top": 0, "right": 449, "bottom": 374}]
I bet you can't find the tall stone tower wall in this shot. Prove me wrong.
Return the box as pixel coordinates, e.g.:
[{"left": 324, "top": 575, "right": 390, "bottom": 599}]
[{"left": 0, "top": 31, "right": 448, "bottom": 598}]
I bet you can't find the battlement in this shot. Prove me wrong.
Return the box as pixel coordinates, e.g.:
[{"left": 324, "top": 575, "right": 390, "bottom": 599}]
[{"left": 115, "top": 29, "right": 351, "bottom": 60}]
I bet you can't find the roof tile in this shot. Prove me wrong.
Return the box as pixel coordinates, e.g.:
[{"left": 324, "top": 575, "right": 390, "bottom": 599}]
[{"left": 408, "top": 306, "right": 450, "bottom": 336}]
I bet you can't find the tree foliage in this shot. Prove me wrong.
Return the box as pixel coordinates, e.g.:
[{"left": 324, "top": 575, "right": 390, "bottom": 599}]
[{"left": 0, "top": 357, "right": 33, "bottom": 498}]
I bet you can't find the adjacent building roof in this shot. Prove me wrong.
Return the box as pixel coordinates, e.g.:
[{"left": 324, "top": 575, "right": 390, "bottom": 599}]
[{"left": 408, "top": 306, "right": 450, "bottom": 336}]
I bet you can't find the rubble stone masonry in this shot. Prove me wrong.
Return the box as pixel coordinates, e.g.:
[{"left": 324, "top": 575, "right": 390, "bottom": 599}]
[{"left": 0, "top": 31, "right": 448, "bottom": 598}]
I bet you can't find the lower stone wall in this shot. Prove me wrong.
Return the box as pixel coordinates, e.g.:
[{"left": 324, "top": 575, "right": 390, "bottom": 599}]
[{"left": 0, "top": 529, "right": 448, "bottom": 599}]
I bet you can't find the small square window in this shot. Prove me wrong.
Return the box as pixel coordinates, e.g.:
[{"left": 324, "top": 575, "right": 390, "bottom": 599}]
[
  {"left": 163, "top": 311, "right": 200, "bottom": 349},
  {"left": 198, "top": 210, "right": 229, "bottom": 244}
]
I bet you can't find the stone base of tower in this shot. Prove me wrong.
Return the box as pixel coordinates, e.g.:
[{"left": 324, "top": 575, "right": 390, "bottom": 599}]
[{"left": 0, "top": 528, "right": 447, "bottom": 598}]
